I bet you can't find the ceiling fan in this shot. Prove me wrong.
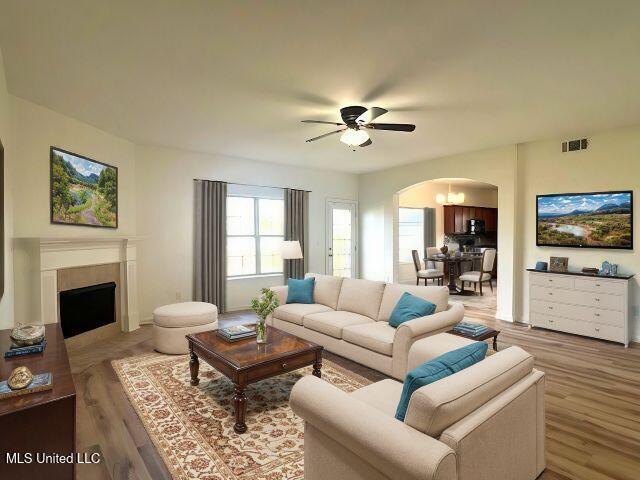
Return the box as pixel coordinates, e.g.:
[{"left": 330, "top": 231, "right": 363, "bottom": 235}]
[{"left": 302, "top": 106, "right": 415, "bottom": 148}]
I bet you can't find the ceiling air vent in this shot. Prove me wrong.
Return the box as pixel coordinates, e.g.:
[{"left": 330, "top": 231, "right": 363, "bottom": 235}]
[{"left": 562, "top": 138, "right": 588, "bottom": 152}]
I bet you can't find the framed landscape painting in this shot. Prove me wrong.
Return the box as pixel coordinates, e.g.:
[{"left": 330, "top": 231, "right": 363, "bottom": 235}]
[{"left": 50, "top": 147, "right": 118, "bottom": 228}]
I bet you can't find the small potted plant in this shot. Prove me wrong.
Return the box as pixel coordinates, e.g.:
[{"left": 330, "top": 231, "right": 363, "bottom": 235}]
[{"left": 250, "top": 288, "right": 280, "bottom": 343}]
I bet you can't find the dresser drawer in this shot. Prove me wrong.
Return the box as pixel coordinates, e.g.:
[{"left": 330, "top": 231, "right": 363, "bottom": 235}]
[
  {"left": 530, "top": 311, "right": 578, "bottom": 333},
  {"left": 530, "top": 273, "right": 574, "bottom": 289},
  {"left": 574, "top": 278, "right": 626, "bottom": 296},
  {"left": 531, "top": 300, "right": 624, "bottom": 327},
  {"left": 531, "top": 285, "right": 625, "bottom": 311},
  {"left": 577, "top": 322, "right": 623, "bottom": 343}
]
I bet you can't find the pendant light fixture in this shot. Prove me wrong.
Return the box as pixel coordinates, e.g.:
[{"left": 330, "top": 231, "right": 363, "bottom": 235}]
[{"left": 436, "top": 183, "right": 465, "bottom": 205}]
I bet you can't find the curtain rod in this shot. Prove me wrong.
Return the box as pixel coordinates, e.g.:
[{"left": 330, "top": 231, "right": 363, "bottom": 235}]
[{"left": 193, "top": 179, "right": 311, "bottom": 193}]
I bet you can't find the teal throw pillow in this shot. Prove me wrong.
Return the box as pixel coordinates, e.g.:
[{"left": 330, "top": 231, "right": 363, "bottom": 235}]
[
  {"left": 389, "top": 292, "right": 436, "bottom": 328},
  {"left": 286, "top": 277, "right": 315, "bottom": 304},
  {"left": 395, "top": 342, "right": 488, "bottom": 421}
]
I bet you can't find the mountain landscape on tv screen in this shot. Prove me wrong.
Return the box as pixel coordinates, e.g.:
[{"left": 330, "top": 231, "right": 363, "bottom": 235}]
[{"left": 537, "top": 192, "right": 632, "bottom": 247}]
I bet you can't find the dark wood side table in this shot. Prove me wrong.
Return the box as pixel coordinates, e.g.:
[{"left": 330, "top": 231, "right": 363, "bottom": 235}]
[
  {"left": 186, "top": 327, "right": 323, "bottom": 434},
  {"left": 0, "top": 324, "right": 76, "bottom": 479},
  {"left": 447, "top": 327, "right": 501, "bottom": 351}
]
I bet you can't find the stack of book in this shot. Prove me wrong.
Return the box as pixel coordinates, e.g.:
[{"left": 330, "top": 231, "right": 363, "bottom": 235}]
[
  {"left": 4, "top": 339, "right": 47, "bottom": 358},
  {"left": 217, "top": 324, "right": 257, "bottom": 342},
  {"left": 453, "top": 322, "right": 489, "bottom": 337}
]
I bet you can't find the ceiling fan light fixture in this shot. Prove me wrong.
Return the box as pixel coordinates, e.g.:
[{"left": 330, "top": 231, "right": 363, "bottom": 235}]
[{"left": 340, "top": 128, "right": 369, "bottom": 147}]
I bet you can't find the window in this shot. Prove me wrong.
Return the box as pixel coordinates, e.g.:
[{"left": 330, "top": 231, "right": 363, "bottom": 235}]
[
  {"left": 227, "top": 196, "right": 284, "bottom": 276},
  {"left": 398, "top": 208, "right": 424, "bottom": 263}
]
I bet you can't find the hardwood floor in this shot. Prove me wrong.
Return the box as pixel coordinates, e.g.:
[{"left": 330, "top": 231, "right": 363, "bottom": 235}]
[{"left": 67, "top": 304, "right": 640, "bottom": 480}]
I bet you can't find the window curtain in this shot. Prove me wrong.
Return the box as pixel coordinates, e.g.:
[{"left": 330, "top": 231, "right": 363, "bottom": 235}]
[
  {"left": 194, "top": 180, "right": 227, "bottom": 313},
  {"left": 284, "top": 188, "right": 309, "bottom": 280},
  {"left": 424, "top": 207, "right": 436, "bottom": 247}
]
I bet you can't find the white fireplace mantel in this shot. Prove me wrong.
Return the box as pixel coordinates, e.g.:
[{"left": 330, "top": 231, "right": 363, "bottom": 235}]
[{"left": 13, "top": 236, "right": 141, "bottom": 332}]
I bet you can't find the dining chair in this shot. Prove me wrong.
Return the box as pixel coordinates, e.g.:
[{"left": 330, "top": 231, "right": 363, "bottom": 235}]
[
  {"left": 411, "top": 249, "right": 444, "bottom": 286},
  {"left": 458, "top": 248, "right": 496, "bottom": 295}
]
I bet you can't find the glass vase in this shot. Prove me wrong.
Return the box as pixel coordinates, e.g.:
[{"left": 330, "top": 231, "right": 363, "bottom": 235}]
[{"left": 256, "top": 319, "right": 267, "bottom": 343}]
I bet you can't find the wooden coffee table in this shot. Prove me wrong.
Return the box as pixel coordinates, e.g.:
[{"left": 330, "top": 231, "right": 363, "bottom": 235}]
[
  {"left": 447, "top": 327, "right": 501, "bottom": 351},
  {"left": 186, "top": 327, "right": 323, "bottom": 433}
]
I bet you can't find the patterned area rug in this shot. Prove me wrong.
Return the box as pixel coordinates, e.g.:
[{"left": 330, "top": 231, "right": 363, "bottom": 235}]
[{"left": 112, "top": 353, "right": 371, "bottom": 480}]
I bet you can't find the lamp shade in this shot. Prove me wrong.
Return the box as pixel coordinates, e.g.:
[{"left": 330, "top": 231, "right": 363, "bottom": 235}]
[{"left": 281, "top": 240, "right": 303, "bottom": 260}]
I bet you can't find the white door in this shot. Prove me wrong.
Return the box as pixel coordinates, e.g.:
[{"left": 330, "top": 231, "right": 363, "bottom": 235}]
[{"left": 326, "top": 200, "right": 358, "bottom": 278}]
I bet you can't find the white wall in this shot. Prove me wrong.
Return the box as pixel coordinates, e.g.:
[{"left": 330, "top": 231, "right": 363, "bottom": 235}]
[
  {"left": 10, "top": 96, "right": 136, "bottom": 237},
  {"left": 359, "top": 145, "right": 518, "bottom": 321},
  {"left": 515, "top": 126, "right": 640, "bottom": 340},
  {"left": 135, "top": 144, "right": 358, "bottom": 320},
  {"left": 0, "top": 49, "right": 14, "bottom": 329}
]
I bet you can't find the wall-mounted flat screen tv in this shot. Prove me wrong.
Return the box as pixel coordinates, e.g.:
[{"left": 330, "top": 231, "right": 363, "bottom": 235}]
[{"left": 537, "top": 191, "right": 633, "bottom": 249}]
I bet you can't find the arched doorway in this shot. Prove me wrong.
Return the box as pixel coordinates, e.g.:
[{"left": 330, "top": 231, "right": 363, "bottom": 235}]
[{"left": 394, "top": 177, "right": 499, "bottom": 310}]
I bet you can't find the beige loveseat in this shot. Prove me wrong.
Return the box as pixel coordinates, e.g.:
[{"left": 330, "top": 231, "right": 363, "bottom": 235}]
[
  {"left": 290, "top": 346, "right": 546, "bottom": 480},
  {"left": 269, "top": 273, "right": 465, "bottom": 380}
]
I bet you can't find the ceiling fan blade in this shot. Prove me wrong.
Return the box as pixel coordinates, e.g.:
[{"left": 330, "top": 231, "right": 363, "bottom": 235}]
[
  {"left": 359, "top": 138, "right": 373, "bottom": 147},
  {"left": 356, "top": 107, "right": 388, "bottom": 125},
  {"left": 305, "top": 128, "right": 346, "bottom": 142},
  {"left": 301, "top": 120, "right": 345, "bottom": 126},
  {"left": 365, "top": 123, "right": 415, "bottom": 132}
]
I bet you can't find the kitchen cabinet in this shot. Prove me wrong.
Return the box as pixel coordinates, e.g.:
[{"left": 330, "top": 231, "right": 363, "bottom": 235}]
[{"left": 444, "top": 205, "right": 498, "bottom": 234}]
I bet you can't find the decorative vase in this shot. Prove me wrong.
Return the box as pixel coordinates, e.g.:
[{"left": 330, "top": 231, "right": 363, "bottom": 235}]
[{"left": 256, "top": 319, "right": 267, "bottom": 343}]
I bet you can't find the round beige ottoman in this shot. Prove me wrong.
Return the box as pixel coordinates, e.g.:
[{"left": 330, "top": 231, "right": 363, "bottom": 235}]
[{"left": 152, "top": 302, "right": 218, "bottom": 354}]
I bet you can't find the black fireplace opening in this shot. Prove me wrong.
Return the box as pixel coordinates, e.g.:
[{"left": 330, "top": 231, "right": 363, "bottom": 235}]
[{"left": 59, "top": 282, "right": 116, "bottom": 339}]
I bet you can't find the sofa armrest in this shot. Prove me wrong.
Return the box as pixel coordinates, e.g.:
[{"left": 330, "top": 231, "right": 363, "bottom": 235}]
[
  {"left": 290, "top": 376, "right": 456, "bottom": 480},
  {"left": 270, "top": 285, "right": 288, "bottom": 306},
  {"left": 392, "top": 302, "right": 465, "bottom": 379}
]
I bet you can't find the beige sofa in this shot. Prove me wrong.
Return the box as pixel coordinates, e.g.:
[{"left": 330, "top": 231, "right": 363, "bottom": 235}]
[
  {"left": 290, "top": 346, "right": 546, "bottom": 480},
  {"left": 269, "top": 273, "right": 465, "bottom": 380}
]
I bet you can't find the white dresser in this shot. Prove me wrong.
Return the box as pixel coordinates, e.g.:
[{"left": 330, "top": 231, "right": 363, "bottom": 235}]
[{"left": 528, "top": 269, "right": 632, "bottom": 347}]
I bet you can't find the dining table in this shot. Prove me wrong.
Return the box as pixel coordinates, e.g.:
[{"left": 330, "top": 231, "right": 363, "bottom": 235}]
[{"left": 426, "top": 253, "right": 483, "bottom": 295}]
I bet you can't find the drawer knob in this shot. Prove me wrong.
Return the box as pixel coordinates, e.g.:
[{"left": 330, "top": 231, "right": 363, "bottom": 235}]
[
  {"left": 595, "top": 313, "right": 600, "bottom": 317},
  {"left": 548, "top": 306, "right": 553, "bottom": 310},
  {"left": 548, "top": 279, "right": 553, "bottom": 282},
  {"left": 595, "top": 284, "right": 601, "bottom": 287},
  {"left": 595, "top": 298, "right": 600, "bottom": 301},
  {"left": 548, "top": 292, "right": 553, "bottom": 296},
  {"left": 282, "top": 363, "right": 288, "bottom": 369},
  {"left": 549, "top": 319, "right": 554, "bottom": 323},
  {"left": 595, "top": 328, "right": 600, "bottom": 332}
]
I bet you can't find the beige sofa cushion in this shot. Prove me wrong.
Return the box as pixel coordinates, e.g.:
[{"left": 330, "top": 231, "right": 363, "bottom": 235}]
[
  {"left": 337, "top": 278, "right": 386, "bottom": 319},
  {"left": 306, "top": 273, "right": 344, "bottom": 309},
  {"left": 407, "top": 332, "right": 478, "bottom": 370},
  {"left": 405, "top": 346, "right": 534, "bottom": 437},
  {"left": 303, "top": 311, "right": 373, "bottom": 339},
  {"left": 272, "top": 303, "right": 333, "bottom": 325},
  {"left": 378, "top": 284, "right": 449, "bottom": 321},
  {"left": 342, "top": 322, "right": 396, "bottom": 356},
  {"left": 350, "top": 379, "right": 403, "bottom": 417}
]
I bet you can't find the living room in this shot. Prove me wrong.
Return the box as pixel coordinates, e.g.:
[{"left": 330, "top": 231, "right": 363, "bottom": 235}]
[{"left": 0, "top": 2, "right": 639, "bottom": 479}]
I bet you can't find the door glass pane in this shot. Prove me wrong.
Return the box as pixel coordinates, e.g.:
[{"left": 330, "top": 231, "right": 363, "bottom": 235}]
[
  {"left": 227, "top": 236, "right": 256, "bottom": 276},
  {"left": 258, "top": 199, "right": 284, "bottom": 235},
  {"left": 260, "top": 236, "right": 284, "bottom": 273},
  {"left": 332, "top": 208, "right": 352, "bottom": 278},
  {"left": 227, "top": 197, "right": 255, "bottom": 235}
]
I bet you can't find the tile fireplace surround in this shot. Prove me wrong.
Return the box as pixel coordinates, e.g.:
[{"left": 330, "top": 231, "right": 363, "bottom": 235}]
[{"left": 13, "top": 237, "right": 140, "bottom": 333}]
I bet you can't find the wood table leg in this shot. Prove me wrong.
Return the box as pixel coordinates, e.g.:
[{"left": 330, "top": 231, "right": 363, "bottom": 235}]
[
  {"left": 493, "top": 334, "right": 499, "bottom": 351},
  {"left": 312, "top": 355, "right": 322, "bottom": 379},
  {"left": 189, "top": 349, "right": 200, "bottom": 386},
  {"left": 233, "top": 383, "right": 248, "bottom": 434}
]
